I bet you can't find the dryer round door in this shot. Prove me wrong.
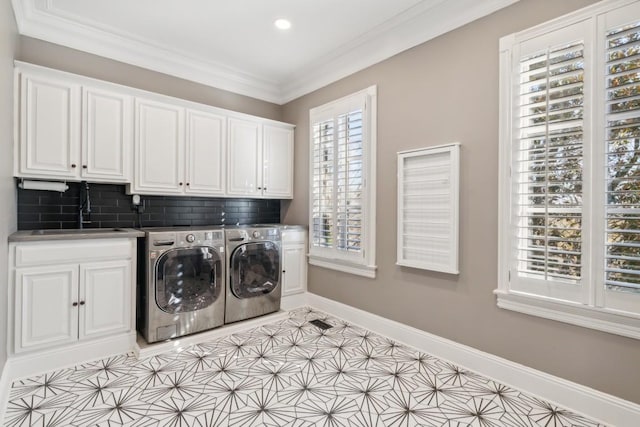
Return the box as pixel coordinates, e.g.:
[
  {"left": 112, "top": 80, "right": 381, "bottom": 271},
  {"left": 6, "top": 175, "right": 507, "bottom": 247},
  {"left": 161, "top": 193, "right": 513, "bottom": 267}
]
[
  {"left": 230, "top": 241, "right": 280, "bottom": 298},
  {"left": 155, "top": 247, "right": 222, "bottom": 313}
]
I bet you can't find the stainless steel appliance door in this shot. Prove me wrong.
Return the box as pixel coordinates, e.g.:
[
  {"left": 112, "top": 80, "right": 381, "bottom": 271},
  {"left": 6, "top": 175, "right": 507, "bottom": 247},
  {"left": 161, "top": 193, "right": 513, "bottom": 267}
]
[
  {"left": 155, "top": 247, "right": 222, "bottom": 313},
  {"left": 230, "top": 241, "right": 280, "bottom": 298}
]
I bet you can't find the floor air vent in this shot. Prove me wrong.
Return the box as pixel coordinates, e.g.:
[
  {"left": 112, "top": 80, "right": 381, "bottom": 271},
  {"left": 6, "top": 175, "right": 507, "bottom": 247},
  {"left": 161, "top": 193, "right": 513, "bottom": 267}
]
[{"left": 309, "top": 319, "right": 333, "bottom": 330}]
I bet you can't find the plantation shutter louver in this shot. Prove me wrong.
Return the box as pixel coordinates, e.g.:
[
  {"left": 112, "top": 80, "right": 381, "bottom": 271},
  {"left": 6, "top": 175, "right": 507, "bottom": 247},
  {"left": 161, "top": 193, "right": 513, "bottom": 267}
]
[
  {"left": 603, "top": 14, "right": 640, "bottom": 312},
  {"left": 510, "top": 22, "right": 589, "bottom": 302},
  {"left": 311, "top": 119, "right": 335, "bottom": 248},
  {"left": 336, "top": 110, "right": 364, "bottom": 252}
]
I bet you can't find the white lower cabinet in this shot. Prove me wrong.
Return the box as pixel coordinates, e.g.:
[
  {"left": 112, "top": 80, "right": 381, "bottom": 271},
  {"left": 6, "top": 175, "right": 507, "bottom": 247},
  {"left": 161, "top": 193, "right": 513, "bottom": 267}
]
[
  {"left": 281, "top": 229, "right": 307, "bottom": 296},
  {"left": 15, "top": 265, "right": 79, "bottom": 351},
  {"left": 80, "top": 260, "right": 131, "bottom": 339},
  {"left": 11, "top": 239, "right": 136, "bottom": 355}
]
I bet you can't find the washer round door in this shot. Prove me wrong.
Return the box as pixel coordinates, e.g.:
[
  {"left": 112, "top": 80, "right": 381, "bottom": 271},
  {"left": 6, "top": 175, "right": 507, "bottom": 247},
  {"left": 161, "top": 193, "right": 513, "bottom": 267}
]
[
  {"left": 230, "top": 241, "right": 280, "bottom": 298},
  {"left": 155, "top": 247, "right": 222, "bottom": 313}
]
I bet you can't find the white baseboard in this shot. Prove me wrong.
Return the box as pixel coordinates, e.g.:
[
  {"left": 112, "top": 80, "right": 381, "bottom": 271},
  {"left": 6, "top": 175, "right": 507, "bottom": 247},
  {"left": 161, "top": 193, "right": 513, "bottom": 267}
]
[{"left": 305, "top": 292, "right": 640, "bottom": 427}]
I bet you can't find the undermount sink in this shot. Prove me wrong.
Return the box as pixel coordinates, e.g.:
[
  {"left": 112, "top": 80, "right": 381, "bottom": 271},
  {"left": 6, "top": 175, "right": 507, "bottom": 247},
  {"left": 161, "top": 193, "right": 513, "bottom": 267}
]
[{"left": 30, "top": 228, "right": 127, "bottom": 235}]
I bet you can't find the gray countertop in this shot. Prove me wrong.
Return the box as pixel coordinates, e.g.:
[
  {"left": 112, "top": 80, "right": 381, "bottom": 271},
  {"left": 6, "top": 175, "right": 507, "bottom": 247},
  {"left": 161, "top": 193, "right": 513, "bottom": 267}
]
[
  {"left": 8, "top": 225, "right": 306, "bottom": 242},
  {"left": 9, "top": 228, "right": 145, "bottom": 242}
]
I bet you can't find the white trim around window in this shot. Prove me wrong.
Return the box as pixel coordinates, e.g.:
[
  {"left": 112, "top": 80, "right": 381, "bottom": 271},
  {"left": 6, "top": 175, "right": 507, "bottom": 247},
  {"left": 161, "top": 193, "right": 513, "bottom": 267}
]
[
  {"left": 308, "top": 85, "right": 377, "bottom": 278},
  {"left": 497, "top": 0, "right": 640, "bottom": 339}
]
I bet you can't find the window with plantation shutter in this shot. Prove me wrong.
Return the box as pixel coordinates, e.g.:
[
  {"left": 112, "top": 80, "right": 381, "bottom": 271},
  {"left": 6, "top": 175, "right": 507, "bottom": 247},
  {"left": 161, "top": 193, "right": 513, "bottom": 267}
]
[
  {"left": 309, "top": 86, "right": 377, "bottom": 278},
  {"left": 498, "top": 0, "right": 640, "bottom": 339}
]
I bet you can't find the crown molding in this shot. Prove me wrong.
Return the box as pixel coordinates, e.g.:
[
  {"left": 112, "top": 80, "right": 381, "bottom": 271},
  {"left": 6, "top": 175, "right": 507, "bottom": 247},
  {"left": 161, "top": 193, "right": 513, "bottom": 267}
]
[{"left": 12, "top": 0, "right": 519, "bottom": 105}]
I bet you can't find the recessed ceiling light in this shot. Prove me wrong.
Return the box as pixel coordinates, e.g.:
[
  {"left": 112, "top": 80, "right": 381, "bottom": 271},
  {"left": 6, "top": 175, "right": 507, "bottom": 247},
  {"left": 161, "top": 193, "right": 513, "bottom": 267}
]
[{"left": 274, "top": 18, "right": 292, "bottom": 30}]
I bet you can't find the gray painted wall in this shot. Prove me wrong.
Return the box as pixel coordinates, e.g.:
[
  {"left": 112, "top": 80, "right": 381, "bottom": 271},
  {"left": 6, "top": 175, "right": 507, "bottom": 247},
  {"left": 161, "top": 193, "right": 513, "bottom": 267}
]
[
  {"left": 1, "top": 0, "right": 18, "bottom": 376},
  {"left": 282, "top": 0, "right": 640, "bottom": 404}
]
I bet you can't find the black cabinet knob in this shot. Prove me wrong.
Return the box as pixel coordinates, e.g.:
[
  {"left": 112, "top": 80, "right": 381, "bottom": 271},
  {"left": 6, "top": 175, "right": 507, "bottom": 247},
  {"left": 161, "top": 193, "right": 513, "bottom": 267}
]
[
  {"left": 80, "top": 301, "right": 85, "bottom": 306},
  {"left": 72, "top": 302, "right": 78, "bottom": 307},
  {"left": 179, "top": 182, "right": 183, "bottom": 186},
  {"left": 71, "top": 164, "right": 77, "bottom": 168},
  {"left": 82, "top": 165, "right": 87, "bottom": 169}
]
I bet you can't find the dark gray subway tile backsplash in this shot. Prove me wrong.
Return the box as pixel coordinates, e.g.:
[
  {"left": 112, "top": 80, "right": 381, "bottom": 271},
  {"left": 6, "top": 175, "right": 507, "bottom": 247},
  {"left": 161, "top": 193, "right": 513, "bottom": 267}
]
[{"left": 17, "top": 181, "right": 280, "bottom": 230}]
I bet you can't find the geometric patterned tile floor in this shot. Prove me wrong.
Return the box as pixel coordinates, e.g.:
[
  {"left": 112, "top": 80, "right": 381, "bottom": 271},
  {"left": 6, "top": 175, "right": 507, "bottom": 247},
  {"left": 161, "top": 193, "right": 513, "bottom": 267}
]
[{"left": 4, "top": 307, "right": 605, "bottom": 426}]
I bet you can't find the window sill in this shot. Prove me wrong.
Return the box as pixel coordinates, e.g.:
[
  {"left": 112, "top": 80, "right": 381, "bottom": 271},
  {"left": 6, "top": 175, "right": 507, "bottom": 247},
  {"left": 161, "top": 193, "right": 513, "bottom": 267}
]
[
  {"left": 494, "top": 289, "right": 640, "bottom": 340},
  {"left": 309, "top": 256, "right": 377, "bottom": 279}
]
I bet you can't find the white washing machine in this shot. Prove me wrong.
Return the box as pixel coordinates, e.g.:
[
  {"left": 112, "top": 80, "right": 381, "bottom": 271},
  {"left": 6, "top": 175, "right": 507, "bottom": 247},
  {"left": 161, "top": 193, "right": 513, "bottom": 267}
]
[
  {"left": 225, "top": 225, "right": 282, "bottom": 324},
  {"left": 138, "top": 227, "right": 225, "bottom": 343}
]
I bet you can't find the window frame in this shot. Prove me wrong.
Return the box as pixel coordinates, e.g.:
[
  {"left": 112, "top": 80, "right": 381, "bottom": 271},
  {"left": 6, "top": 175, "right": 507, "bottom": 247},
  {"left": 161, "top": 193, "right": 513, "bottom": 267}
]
[
  {"left": 497, "top": 0, "right": 640, "bottom": 340},
  {"left": 308, "top": 85, "right": 377, "bottom": 278}
]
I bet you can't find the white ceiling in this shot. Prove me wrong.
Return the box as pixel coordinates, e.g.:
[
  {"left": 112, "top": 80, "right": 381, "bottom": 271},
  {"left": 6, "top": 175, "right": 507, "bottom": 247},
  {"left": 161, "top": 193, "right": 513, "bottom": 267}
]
[{"left": 12, "top": 0, "right": 519, "bottom": 104}]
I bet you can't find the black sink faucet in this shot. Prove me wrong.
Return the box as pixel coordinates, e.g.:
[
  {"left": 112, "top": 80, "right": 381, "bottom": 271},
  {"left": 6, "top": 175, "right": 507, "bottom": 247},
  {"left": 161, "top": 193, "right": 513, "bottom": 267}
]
[{"left": 79, "top": 181, "right": 92, "bottom": 229}]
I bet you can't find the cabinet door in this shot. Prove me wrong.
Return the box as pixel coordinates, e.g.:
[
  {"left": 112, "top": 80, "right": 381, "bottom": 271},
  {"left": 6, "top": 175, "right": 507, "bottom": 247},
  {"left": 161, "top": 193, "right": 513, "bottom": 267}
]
[
  {"left": 133, "top": 98, "right": 185, "bottom": 194},
  {"left": 18, "top": 72, "right": 80, "bottom": 178},
  {"left": 79, "top": 260, "right": 131, "bottom": 339},
  {"left": 15, "top": 265, "right": 78, "bottom": 353},
  {"left": 227, "top": 118, "right": 262, "bottom": 196},
  {"left": 263, "top": 124, "right": 294, "bottom": 198},
  {"left": 186, "top": 109, "right": 226, "bottom": 195},
  {"left": 281, "top": 243, "right": 307, "bottom": 296},
  {"left": 82, "top": 86, "right": 132, "bottom": 182}
]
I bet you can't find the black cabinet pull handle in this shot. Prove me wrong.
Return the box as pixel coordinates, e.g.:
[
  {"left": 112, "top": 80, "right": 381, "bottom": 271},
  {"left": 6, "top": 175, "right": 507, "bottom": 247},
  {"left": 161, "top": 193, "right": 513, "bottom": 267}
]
[
  {"left": 71, "top": 164, "right": 77, "bottom": 168},
  {"left": 282, "top": 270, "right": 286, "bottom": 273},
  {"left": 72, "top": 302, "right": 78, "bottom": 307},
  {"left": 80, "top": 301, "right": 85, "bottom": 306},
  {"left": 82, "top": 165, "right": 87, "bottom": 169},
  {"left": 186, "top": 183, "right": 190, "bottom": 186}
]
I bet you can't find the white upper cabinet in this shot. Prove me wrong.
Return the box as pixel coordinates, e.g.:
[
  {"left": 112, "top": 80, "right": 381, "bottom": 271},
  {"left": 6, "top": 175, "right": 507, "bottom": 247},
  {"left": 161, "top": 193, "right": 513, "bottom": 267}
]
[
  {"left": 263, "top": 124, "right": 294, "bottom": 198},
  {"left": 15, "top": 64, "right": 133, "bottom": 182},
  {"left": 132, "top": 97, "right": 185, "bottom": 194},
  {"left": 15, "top": 62, "right": 295, "bottom": 199},
  {"left": 17, "top": 70, "right": 80, "bottom": 179},
  {"left": 132, "top": 101, "right": 228, "bottom": 197},
  {"left": 227, "top": 119, "right": 294, "bottom": 198},
  {"left": 227, "top": 118, "right": 262, "bottom": 197},
  {"left": 82, "top": 86, "right": 132, "bottom": 182},
  {"left": 186, "top": 109, "right": 226, "bottom": 196}
]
